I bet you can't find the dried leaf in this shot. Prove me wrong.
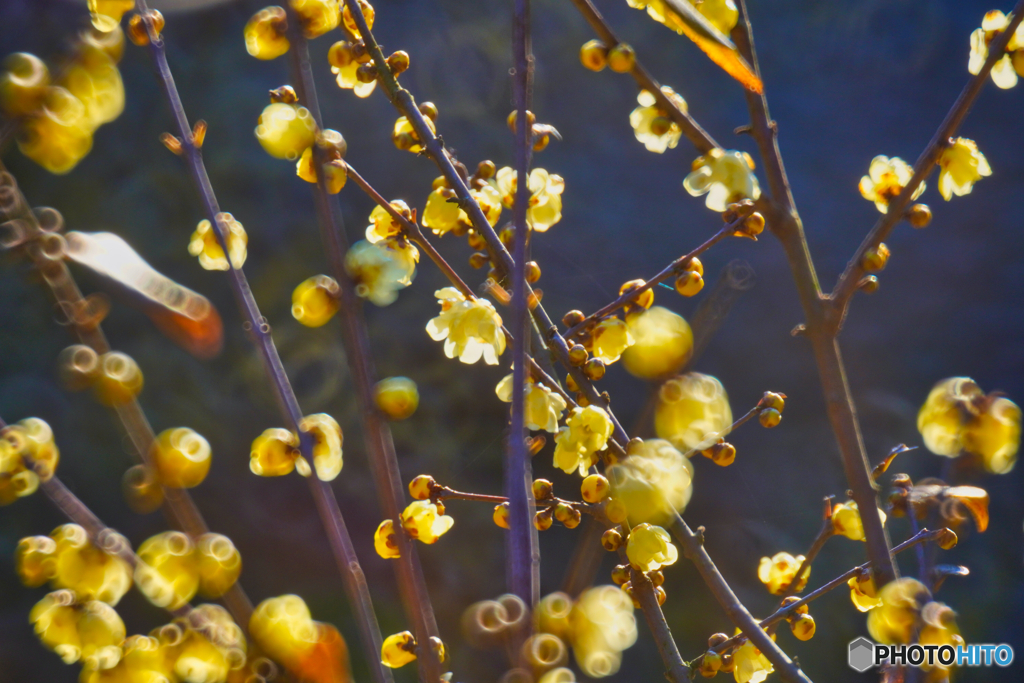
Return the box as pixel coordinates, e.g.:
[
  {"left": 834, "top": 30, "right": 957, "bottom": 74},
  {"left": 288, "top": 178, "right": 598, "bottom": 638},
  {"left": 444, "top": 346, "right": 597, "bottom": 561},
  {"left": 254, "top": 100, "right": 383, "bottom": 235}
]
[
  {"left": 872, "top": 444, "right": 915, "bottom": 481},
  {"left": 945, "top": 485, "right": 989, "bottom": 532},
  {"left": 64, "top": 231, "right": 223, "bottom": 359},
  {"left": 660, "top": 0, "right": 763, "bottom": 94}
]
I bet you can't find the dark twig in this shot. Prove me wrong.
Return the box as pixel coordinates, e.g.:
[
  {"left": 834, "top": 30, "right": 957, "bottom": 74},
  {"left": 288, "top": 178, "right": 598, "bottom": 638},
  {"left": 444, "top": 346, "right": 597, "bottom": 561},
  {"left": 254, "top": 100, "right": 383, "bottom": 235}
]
[
  {"left": 134, "top": 7, "right": 390, "bottom": 682},
  {"left": 778, "top": 497, "right": 835, "bottom": 599}
]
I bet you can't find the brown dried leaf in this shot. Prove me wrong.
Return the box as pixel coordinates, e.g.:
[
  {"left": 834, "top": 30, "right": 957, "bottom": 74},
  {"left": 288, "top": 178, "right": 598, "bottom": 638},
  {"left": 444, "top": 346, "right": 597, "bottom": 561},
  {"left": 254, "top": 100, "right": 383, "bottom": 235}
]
[
  {"left": 661, "top": 0, "right": 763, "bottom": 94},
  {"left": 945, "top": 485, "right": 990, "bottom": 533}
]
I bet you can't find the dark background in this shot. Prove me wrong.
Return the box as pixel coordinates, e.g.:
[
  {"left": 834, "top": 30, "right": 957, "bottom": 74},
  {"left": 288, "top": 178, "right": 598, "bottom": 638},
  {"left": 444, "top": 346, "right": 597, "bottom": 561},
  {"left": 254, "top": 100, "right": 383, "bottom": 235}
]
[{"left": 1, "top": 0, "right": 1022, "bottom": 681}]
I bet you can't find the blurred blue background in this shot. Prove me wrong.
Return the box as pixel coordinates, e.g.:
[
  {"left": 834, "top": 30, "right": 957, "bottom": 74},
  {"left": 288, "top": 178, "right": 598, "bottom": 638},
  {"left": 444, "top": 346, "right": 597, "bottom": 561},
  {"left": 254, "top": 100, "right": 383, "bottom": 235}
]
[{"left": 1, "top": 0, "right": 1022, "bottom": 681}]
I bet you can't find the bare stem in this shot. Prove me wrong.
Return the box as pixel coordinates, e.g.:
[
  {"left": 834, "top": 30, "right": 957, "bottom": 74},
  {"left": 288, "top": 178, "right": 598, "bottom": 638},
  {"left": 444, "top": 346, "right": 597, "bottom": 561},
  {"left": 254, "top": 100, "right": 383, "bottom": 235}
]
[
  {"left": 134, "top": 7, "right": 390, "bottom": 681},
  {"left": 285, "top": 16, "right": 442, "bottom": 683},
  {"left": 732, "top": 0, "right": 896, "bottom": 588},
  {"left": 778, "top": 497, "right": 835, "bottom": 599},
  {"left": 629, "top": 564, "right": 692, "bottom": 683}
]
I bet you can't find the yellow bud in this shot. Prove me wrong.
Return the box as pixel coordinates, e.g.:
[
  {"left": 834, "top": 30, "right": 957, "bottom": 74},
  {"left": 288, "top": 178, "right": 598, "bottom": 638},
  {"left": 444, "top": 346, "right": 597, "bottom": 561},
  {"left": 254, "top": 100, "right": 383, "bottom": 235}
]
[
  {"left": 250, "top": 427, "right": 301, "bottom": 477},
  {"left": 16, "top": 535, "right": 57, "bottom": 587},
  {"left": 291, "top": 275, "right": 340, "bottom": 327},
  {"left": 790, "top": 613, "right": 815, "bottom": 641},
  {"left": 579, "top": 39, "right": 608, "bottom": 71},
  {"left": 374, "top": 519, "right": 400, "bottom": 559},
  {"left": 581, "top": 473, "right": 610, "bottom": 503},
  {"left": 375, "top": 377, "right": 420, "bottom": 421},
  {"left": 255, "top": 102, "right": 316, "bottom": 160},
  {"left": 135, "top": 531, "right": 199, "bottom": 610},
  {"left": 408, "top": 474, "right": 435, "bottom": 500},
  {"left": 93, "top": 351, "right": 143, "bottom": 405},
  {"left": 245, "top": 6, "right": 290, "bottom": 60},
  {"left": 196, "top": 533, "right": 242, "bottom": 598},
  {"left": 151, "top": 427, "right": 211, "bottom": 489},
  {"left": 606, "top": 43, "right": 636, "bottom": 73},
  {"left": 381, "top": 631, "right": 417, "bottom": 668},
  {"left": 493, "top": 502, "right": 511, "bottom": 529},
  {"left": 601, "top": 528, "right": 622, "bottom": 551}
]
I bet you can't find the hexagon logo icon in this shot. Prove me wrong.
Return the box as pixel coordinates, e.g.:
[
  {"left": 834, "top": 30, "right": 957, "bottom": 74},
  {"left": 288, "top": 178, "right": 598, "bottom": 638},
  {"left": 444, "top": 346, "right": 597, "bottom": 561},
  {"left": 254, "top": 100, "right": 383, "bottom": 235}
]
[{"left": 848, "top": 637, "right": 875, "bottom": 672}]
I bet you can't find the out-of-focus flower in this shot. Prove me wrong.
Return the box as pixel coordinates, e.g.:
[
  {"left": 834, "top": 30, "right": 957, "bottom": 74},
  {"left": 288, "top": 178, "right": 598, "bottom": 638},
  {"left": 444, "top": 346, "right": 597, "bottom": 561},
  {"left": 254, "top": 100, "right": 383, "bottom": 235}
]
[
  {"left": 495, "top": 167, "right": 564, "bottom": 231},
  {"left": 135, "top": 531, "right": 199, "bottom": 610},
  {"left": 655, "top": 372, "right": 732, "bottom": 451},
  {"left": 938, "top": 137, "right": 991, "bottom": 200},
  {"left": 189, "top": 214, "right": 247, "bottom": 270},
  {"left": 299, "top": 413, "right": 343, "bottom": 482},
  {"left": 607, "top": 439, "right": 693, "bottom": 524},
  {"left": 345, "top": 239, "right": 418, "bottom": 307},
  {"left": 629, "top": 87, "right": 686, "bottom": 153},
  {"left": 47, "top": 524, "right": 131, "bottom": 605},
  {"left": 496, "top": 373, "right": 567, "bottom": 433},
  {"left": 968, "top": 10, "right": 1024, "bottom": 89},
  {"left": 255, "top": 102, "right": 316, "bottom": 160},
  {"left": 684, "top": 149, "right": 760, "bottom": 212},
  {"left": 917, "top": 377, "right": 1021, "bottom": 474},
  {"left": 626, "top": 523, "right": 678, "bottom": 572},
  {"left": 250, "top": 595, "right": 319, "bottom": 671},
  {"left": 568, "top": 586, "right": 638, "bottom": 678},
  {"left": 831, "top": 500, "right": 887, "bottom": 541},
  {"left": 400, "top": 500, "right": 453, "bottom": 544},
  {"left": 554, "top": 406, "right": 614, "bottom": 475},
  {"left": 858, "top": 155, "right": 925, "bottom": 213},
  {"left": 621, "top": 306, "right": 693, "bottom": 379},
  {"left": 867, "top": 577, "right": 931, "bottom": 644},
  {"left": 757, "top": 552, "right": 806, "bottom": 595},
  {"left": 590, "top": 317, "right": 634, "bottom": 364},
  {"left": 426, "top": 288, "right": 506, "bottom": 365},
  {"left": 626, "top": 0, "right": 739, "bottom": 36},
  {"left": 366, "top": 201, "right": 411, "bottom": 243}
]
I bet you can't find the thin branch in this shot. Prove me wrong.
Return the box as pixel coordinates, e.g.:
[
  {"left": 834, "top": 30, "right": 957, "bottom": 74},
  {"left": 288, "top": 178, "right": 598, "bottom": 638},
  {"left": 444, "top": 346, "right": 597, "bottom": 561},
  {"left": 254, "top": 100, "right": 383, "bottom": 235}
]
[
  {"left": 778, "top": 497, "right": 835, "bottom": 599},
  {"left": 629, "top": 564, "right": 691, "bottom": 683},
  {"left": 562, "top": 221, "right": 738, "bottom": 339},
  {"left": 732, "top": 0, "right": 896, "bottom": 587},
  {"left": 284, "top": 16, "right": 442, "bottom": 683},
  {"left": 508, "top": 0, "right": 540, "bottom": 608},
  {"left": 669, "top": 514, "right": 811, "bottom": 683},
  {"left": 133, "top": 8, "right": 391, "bottom": 683},
  {"left": 565, "top": 0, "right": 719, "bottom": 154},
  {"left": 829, "top": 0, "right": 1024, "bottom": 321}
]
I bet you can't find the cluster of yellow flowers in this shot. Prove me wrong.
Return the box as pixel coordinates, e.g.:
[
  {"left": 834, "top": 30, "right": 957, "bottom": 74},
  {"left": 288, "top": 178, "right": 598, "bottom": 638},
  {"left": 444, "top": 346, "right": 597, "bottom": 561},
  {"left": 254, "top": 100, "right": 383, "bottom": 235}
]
[
  {"left": 684, "top": 149, "right": 762, "bottom": 212},
  {"left": 249, "top": 413, "right": 344, "bottom": 481},
  {"left": 374, "top": 477, "right": 455, "bottom": 560},
  {"left": 188, "top": 214, "right": 248, "bottom": 271},
  {"left": 553, "top": 405, "right": 614, "bottom": 475},
  {"left": 968, "top": 10, "right": 1024, "bottom": 89},
  {"left": 495, "top": 167, "right": 566, "bottom": 232},
  {"left": 344, "top": 237, "right": 419, "bottom": 306},
  {"left": 0, "top": 418, "right": 60, "bottom": 505},
  {"left": 134, "top": 531, "right": 242, "bottom": 609},
  {"left": 1, "top": 26, "right": 126, "bottom": 174},
  {"left": 917, "top": 376, "right": 1021, "bottom": 474},
  {"left": 866, "top": 578, "right": 963, "bottom": 665},
  {"left": 426, "top": 287, "right": 506, "bottom": 365},
  {"left": 58, "top": 348, "right": 145, "bottom": 407},
  {"left": 422, "top": 163, "right": 501, "bottom": 237},
  {"left": 756, "top": 552, "right": 807, "bottom": 595},
  {"left": 655, "top": 372, "right": 733, "bottom": 451},
  {"left": 495, "top": 372, "right": 567, "bottom": 433}
]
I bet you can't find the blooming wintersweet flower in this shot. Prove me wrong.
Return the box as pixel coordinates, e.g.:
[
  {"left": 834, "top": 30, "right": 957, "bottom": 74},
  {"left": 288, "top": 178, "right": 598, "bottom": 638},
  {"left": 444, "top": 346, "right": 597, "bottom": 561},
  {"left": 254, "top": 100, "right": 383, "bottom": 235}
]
[
  {"left": 344, "top": 239, "right": 418, "bottom": 307},
  {"left": 732, "top": 636, "right": 774, "bottom": 683},
  {"left": 968, "top": 10, "right": 1024, "bottom": 89},
  {"left": 621, "top": 306, "right": 693, "bottom": 380},
  {"left": 400, "top": 501, "right": 453, "bottom": 544},
  {"left": 626, "top": 523, "right": 678, "bottom": 572},
  {"left": 867, "top": 577, "right": 930, "bottom": 644},
  {"left": 937, "top": 137, "right": 991, "bottom": 200},
  {"left": 188, "top": 214, "right": 247, "bottom": 270},
  {"left": 298, "top": 413, "right": 343, "bottom": 482},
  {"left": 495, "top": 373, "right": 567, "bottom": 433},
  {"left": 426, "top": 288, "right": 506, "bottom": 365},
  {"left": 553, "top": 406, "right": 614, "bottom": 475},
  {"left": 366, "top": 201, "right": 411, "bottom": 243},
  {"left": 858, "top": 155, "right": 925, "bottom": 213},
  {"left": 590, "top": 317, "right": 634, "bottom": 364},
  {"left": 629, "top": 87, "right": 686, "bottom": 153},
  {"left": 683, "top": 148, "right": 761, "bottom": 212},
  {"left": 831, "top": 500, "right": 887, "bottom": 541},
  {"left": 848, "top": 574, "right": 882, "bottom": 612},
  {"left": 422, "top": 186, "right": 461, "bottom": 236},
  {"left": 495, "top": 166, "right": 564, "bottom": 232},
  {"left": 757, "top": 552, "right": 806, "bottom": 595}
]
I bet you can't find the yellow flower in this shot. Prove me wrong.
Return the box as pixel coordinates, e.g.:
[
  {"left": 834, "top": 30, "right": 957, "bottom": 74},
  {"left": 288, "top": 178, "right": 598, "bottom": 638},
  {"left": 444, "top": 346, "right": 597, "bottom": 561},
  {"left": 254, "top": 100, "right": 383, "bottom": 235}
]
[
  {"left": 568, "top": 585, "right": 638, "bottom": 678},
  {"left": 245, "top": 6, "right": 290, "bottom": 60},
  {"left": 16, "top": 86, "right": 94, "bottom": 174},
  {"left": 375, "top": 377, "right": 420, "bottom": 421},
  {"left": 629, "top": 87, "right": 686, "bottom": 153},
  {"left": 88, "top": 0, "right": 134, "bottom": 33},
  {"left": 291, "top": 0, "right": 340, "bottom": 38},
  {"left": 867, "top": 577, "right": 930, "bottom": 644},
  {"left": 151, "top": 427, "right": 212, "bottom": 489},
  {"left": 135, "top": 531, "right": 199, "bottom": 610},
  {"left": 553, "top": 406, "right": 614, "bottom": 475},
  {"left": 756, "top": 552, "right": 806, "bottom": 595},
  {"left": 255, "top": 102, "right": 317, "bottom": 160},
  {"left": 189, "top": 213, "right": 247, "bottom": 271},
  {"left": 291, "top": 275, "right": 340, "bottom": 328},
  {"left": 374, "top": 519, "right": 400, "bottom": 558},
  {"left": 655, "top": 372, "right": 732, "bottom": 451},
  {"left": 590, "top": 317, "right": 634, "bottom": 364},
  {"left": 60, "top": 49, "right": 124, "bottom": 131},
  {"left": 621, "top": 306, "right": 693, "bottom": 379},
  {"left": 366, "top": 201, "right": 411, "bottom": 243},
  {"left": 393, "top": 115, "right": 435, "bottom": 153},
  {"left": 625, "top": 523, "right": 678, "bottom": 572},
  {"left": 426, "top": 288, "right": 506, "bottom": 365},
  {"left": 250, "top": 427, "right": 301, "bottom": 476},
  {"left": 250, "top": 595, "right": 319, "bottom": 671},
  {"left": 30, "top": 591, "right": 82, "bottom": 664},
  {"left": 918, "top": 602, "right": 963, "bottom": 671},
  {"left": 495, "top": 166, "right": 565, "bottom": 232},
  {"left": 48, "top": 524, "right": 132, "bottom": 605},
  {"left": 381, "top": 631, "right": 417, "bottom": 668},
  {"left": 848, "top": 574, "right": 882, "bottom": 612},
  {"left": 917, "top": 377, "right": 1021, "bottom": 473},
  {"left": 495, "top": 373, "right": 567, "bottom": 433},
  {"left": 299, "top": 413, "right": 343, "bottom": 482},
  {"left": 626, "top": 0, "right": 737, "bottom": 36},
  {"left": 195, "top": 533, "right": 241, "bottom": 598},
  {"left": 831, "top": 500, "right": 887, "bottom": 541},
  {"left": 400, "top": 500, "right": 454, "bottom": 544},
  {"left": 858, "top": 155, "right": 925, "bottom": 213},
  {"left": 732, "top": 636, "right": 774, "bottom": 683},
  {"left": 684, "top": 149, "right": 760, "bottom": 212},
  {"left": 606, "top": 439, "right": 693, "bottom": 524},
  {"left": 332, "top": 59, "right": 377, "bottom": 98},
  {"left": 422, "top": 186, "right": 461, "bottom": 235},
  {"left": 968, "top": 11, "right": 1024, "bottom": 89},
  {"left": 938, "top": 137, "right": 991, "bottom": 200},
  {"left": 345, "top": 239, "right": 418, "bottom": 307}
]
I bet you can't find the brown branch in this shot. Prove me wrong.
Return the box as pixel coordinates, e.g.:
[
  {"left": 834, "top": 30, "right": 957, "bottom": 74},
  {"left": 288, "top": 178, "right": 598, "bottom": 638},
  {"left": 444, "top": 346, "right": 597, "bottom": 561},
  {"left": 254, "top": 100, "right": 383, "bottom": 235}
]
[
  {"left": 562, "top": 221, "right": 738, "bottom": 339},
  {"left": 133, "top": 7, "right": 390, "bottom": 682},
  {"left": 732, "top": 0, "right": 896, "bottom": 588},
  {"left": 629, "top": 563, "right": 691, "bottom": 683},
  {"left": 829, "top": 0, "right": 1024, "bottom": 321},
  {"left": 283, "top": 16, "right": 441, "bottom": 683},
  {"left": 778, "top": 497, "right": 835, "bottom": 599}
]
